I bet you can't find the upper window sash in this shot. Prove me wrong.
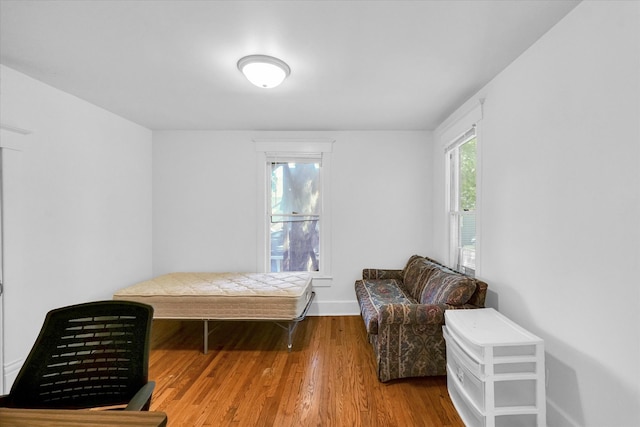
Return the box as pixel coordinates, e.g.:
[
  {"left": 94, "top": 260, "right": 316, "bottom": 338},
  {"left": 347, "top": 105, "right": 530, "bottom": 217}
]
[
  {"left": 268, "top": 158, "right": 322, "bottom": 217},
  {"left": 447, "top": 127, "right": 476, "bottom": 213},
  {"left": 445, "top": 126, "right": 476, "bottom": 154}
]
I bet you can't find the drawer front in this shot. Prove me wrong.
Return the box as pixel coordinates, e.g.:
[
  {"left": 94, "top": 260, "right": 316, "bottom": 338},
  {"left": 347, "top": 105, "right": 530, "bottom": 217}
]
[
  {"left": 447, "top": 346, "right": 486, "bottom": 411},
  {"left": 449, "top": 367, "right": 542, "bottom": 427},
  {"left": 447, "top": 368, "right": 486, "bottom": 427},
  {"left": 444, "top": 325, "right": 486, "bottom": 378},
  {"left": 495, "top": 414, "right": 539, "bottom": 427},
  {"left": 444, "top": 316, "right": 486, "bottom": 361}
]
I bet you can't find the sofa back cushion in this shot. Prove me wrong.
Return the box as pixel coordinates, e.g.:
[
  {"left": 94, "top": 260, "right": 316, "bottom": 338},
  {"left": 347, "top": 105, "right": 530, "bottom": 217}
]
[
  {"left": 419, "top": 270, "right": 477, "bottom": 306},
  {"left": 402, "top": 255, "right": 477, "bottom": 306},
  {"left": 402, "top": 255, "right": 438, "bottom": 300}
]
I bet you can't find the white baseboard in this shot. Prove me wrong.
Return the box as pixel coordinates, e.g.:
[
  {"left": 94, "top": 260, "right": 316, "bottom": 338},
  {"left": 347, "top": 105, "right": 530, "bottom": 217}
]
[
  {"left": 547, "top": 397, "right": 580, "bottom": 427},
  {"left": 308, "top": 300, "right": 360, "bottom": 316}
]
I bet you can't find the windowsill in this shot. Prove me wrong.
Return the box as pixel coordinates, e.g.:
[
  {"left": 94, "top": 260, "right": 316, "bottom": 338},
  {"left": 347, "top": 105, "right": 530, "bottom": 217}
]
[{"left": 311, "top": 276, "right": 332, "bottom": 287}]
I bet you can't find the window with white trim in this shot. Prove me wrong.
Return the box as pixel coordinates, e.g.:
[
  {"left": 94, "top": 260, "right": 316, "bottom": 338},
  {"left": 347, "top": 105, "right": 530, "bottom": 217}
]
[
  {"left": 446, "top": 127, "right": 477, "bottom": 275},
  {"left": 255, "top": 140, "right": 333, "bottom": 277}
]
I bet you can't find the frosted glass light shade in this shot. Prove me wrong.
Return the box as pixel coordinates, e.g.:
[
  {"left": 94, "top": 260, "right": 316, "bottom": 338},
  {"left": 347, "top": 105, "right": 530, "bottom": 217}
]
[{"left": 237, "top": 55, "right": 291, "bottom": 89}]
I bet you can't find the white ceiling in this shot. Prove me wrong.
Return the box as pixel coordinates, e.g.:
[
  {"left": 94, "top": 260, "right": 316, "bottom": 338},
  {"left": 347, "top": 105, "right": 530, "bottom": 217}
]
[{"left": 0, "top": 0, "right": 580, "bottom": 131}]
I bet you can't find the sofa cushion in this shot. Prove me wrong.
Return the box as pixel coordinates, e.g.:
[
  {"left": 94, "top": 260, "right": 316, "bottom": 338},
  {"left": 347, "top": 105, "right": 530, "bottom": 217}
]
[
  {"left": 402, "top": 255, "right": 425, "bottom": 279},
  {"left": 402, "top": 255, "right": 440, "bottom": 300},
  {"left": 419, "top": 270, "right": 477, "bottom": 306},
  {"left": 354, "top": 279, "right": 417, "bottom": 335}
]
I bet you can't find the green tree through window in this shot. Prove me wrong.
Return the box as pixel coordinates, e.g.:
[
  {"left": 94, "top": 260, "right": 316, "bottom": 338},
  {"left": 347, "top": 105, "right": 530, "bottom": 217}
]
[{"left": 459, "top": 137, "right": 476, "bottom": 211}]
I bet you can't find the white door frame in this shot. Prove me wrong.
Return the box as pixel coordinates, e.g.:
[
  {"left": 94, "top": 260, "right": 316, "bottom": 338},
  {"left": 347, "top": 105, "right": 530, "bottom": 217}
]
[{"left": 0, "top": 124, "right": 30, "bottom": 392}]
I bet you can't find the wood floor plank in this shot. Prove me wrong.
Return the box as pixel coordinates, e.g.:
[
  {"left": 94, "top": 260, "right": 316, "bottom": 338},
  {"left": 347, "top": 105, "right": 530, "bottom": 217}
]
[{"left": 148, "top": 316, "right": 464, "bottom": 427}]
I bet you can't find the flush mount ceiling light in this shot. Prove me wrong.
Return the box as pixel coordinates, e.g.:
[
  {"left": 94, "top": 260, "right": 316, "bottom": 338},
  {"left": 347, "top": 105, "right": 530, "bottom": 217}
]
[{"left": 237, "top": 54, "right": 291, "bottom": 89}]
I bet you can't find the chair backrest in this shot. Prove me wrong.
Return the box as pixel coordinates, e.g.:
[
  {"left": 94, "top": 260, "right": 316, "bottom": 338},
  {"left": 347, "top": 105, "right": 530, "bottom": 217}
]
[{"left": 8, "top": 300, "right": 153, "bottom": 409}]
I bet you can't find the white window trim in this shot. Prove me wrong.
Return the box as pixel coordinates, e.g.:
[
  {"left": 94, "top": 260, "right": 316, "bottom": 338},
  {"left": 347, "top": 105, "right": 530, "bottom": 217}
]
[
  {"left": 439, "top": 100, "right": 483, "bottom": 276},
  {"left": 255, "top": 139, "right": 334, "bottom": 285}
]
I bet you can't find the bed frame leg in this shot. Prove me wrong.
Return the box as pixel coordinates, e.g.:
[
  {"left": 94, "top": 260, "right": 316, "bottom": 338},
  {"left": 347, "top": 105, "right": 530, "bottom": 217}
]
[{"left": 287, "top": 322, "right": 294, "bottom": 352}]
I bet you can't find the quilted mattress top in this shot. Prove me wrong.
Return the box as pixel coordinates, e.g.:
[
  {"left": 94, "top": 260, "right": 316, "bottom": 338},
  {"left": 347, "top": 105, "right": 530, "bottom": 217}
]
[{"left": 114, "top": 272, "right": 312, "bottom": 298}]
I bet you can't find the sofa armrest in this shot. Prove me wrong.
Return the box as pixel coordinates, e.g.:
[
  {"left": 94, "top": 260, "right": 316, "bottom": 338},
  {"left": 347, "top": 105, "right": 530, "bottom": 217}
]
[
  {"left": 362, "top": 269, "right": 404, "bottom": 280},
  {"left": 467, "top": 280, "right": 488, "bottom": 307},
  {"left": 378, "top": 303, "right": 448, "bottom": 326},
  {"left": 375, "top": 303, "right": 449, "bottom": 381}
]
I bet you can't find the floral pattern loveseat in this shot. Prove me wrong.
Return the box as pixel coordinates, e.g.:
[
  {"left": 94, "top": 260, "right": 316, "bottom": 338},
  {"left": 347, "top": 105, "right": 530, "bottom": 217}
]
[{"left": 354, "top": 255, "right": 488, "bottom": 382}]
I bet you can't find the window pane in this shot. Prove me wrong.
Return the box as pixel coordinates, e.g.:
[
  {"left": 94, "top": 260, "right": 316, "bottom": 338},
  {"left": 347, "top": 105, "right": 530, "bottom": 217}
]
[
  {"left": 459, "top": 211, "right": 476, "bottom": 273},
  {"left": 271, "top": 163, "right": 320, "bottom": 215},
  {"left": 459, "top": 137, "right": 476, "bottom": 211},
  {"left": 270, "top": 217, "right": 319, "bottom": 272}
]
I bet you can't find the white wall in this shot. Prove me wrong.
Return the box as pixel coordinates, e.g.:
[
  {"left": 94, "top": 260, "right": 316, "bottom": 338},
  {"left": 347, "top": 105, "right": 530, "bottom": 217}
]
[
  {"left": 433, "top": 2, "right": 640, "bottom": 426},
  {"left": 0, "top": 65, "right": 153, "bottom": 389},
  {"left": 152, "top": 130, "right": 433, "bottom": 314}
]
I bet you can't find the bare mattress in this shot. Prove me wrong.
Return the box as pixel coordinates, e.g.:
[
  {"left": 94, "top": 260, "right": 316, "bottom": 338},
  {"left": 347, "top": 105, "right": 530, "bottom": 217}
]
[{"left": 113, "top": 272, "right": 313, "bottom": 320}]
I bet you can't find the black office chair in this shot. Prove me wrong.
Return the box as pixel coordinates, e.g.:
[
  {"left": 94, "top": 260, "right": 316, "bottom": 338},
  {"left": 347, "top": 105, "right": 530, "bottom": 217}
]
[{"left": 0, "top": 300, "right": 155, "bottom": 410}]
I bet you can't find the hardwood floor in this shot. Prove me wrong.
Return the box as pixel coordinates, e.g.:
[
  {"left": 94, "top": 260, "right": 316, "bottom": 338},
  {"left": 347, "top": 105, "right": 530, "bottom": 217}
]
[{"left": 148, "top": 316, "right": 464, "bottom": 427}]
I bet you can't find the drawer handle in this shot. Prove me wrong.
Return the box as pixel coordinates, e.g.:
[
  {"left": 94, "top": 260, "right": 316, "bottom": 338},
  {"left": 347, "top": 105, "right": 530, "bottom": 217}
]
[{"left": 456, "top": 367, "right": 464, "bottom": 385}]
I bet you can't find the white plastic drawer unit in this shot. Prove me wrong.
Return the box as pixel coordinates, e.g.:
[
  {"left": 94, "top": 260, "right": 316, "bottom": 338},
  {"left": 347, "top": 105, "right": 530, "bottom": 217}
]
[{"left": 444, "top": 308, "right": 546, "bottom": 427}]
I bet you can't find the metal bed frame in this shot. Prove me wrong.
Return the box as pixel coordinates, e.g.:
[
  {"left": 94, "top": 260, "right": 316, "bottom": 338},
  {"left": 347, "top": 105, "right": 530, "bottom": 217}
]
[{"left": 201, "top": 291, "right": 315, "bottom": 353}]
